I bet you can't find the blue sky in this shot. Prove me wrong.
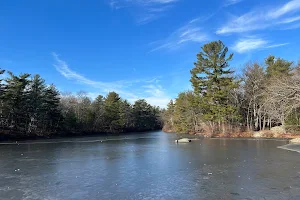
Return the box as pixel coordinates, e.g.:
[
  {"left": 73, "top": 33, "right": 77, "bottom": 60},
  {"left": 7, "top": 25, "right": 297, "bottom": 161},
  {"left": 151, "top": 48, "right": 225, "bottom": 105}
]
[{"left": 1, "top": 0, "right": 300, "bottom": 107}]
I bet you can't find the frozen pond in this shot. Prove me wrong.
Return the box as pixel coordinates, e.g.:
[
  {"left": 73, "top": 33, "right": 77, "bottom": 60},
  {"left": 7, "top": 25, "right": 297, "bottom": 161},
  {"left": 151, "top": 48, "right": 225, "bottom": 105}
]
[{"left": 0, "top": 131, "right": 300, "bottom": 200}]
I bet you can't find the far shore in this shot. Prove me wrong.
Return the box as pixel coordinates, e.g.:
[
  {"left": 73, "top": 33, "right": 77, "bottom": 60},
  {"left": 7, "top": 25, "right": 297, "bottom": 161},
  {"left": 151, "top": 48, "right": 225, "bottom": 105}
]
[
  {"left": 0, "top": 129, "right": 160, "bottom": 142},
  {"left": 163, "top": 129, "right": 300, "bottom": 144}
]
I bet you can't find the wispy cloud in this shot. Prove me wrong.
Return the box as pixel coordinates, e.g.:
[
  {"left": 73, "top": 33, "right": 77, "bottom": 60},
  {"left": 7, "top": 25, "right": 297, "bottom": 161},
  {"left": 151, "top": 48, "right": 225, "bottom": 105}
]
[
  {"left": 108, "top": 0, "right": 178, "bottom": 24},
  {"left": 232, "top": 38, "right": 289, "bottom": 53},
  {"left": 52, "top": 52, "right": 122, "bottom": 91},
  {"left": 217, "top": 0, "right": 300, "bottom": 34},
  {"left": 128, "top": 84, "right": 171, "bottom": 108},
  {"left": 53, "top": 53, "right": 170, "bottom": 107},
  {"left": 224, "top": 0, "right": 244, "bottom": 7},
  {"left": 265, "top": 43, "right": 290, "bottom": 49},
  {"left": 278, "top": 15, "right": 300, "bottom": 24},
  {"left": 267, "top": 0, "right": 300, "bottom": 19},
  {"left": 150, "top": 18, "right": 209, "bottom": 52}
]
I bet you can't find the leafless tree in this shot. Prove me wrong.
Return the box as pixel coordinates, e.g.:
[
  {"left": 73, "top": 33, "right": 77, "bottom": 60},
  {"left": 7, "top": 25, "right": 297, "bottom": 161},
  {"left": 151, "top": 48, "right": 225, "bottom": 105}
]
[{"left": 243, "top": 62, "right": 265, "bottom": 131}]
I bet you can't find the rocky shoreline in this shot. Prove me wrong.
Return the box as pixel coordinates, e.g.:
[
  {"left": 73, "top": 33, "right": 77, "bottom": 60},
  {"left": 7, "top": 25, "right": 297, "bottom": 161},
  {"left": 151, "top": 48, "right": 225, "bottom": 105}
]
[
  {"left": 163, "top": 127, "right": 300, "bottom": 143},
  {"left": 290, "top": 138, "right": 300, "bottom": 144}
]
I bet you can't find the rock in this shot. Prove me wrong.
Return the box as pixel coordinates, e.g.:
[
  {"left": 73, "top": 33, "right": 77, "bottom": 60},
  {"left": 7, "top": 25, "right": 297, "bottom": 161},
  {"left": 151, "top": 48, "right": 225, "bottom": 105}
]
[
  {"left": 175, "top": 138, "right": 191, "bottom": 143},
  {"left": 271, "top": 126, "right": 286, "bottom": 137},
  {"left": 290, "top": 138, "right": 300, "bottom": 144},
  {"left": 253, "top": 132, "right": 264, "bottom": 138}
]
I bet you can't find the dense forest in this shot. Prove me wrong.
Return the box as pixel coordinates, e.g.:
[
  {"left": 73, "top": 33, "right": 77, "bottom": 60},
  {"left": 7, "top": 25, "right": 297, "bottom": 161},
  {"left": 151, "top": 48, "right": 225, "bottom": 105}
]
[
  {"left": 162, "top": 40, "right": 300, "bottom": 137},
  {"left": 2, "top": 41, "right": 300, "bottom": 140},
  {"left": 0, "top": 69, "right": 162, "bottom": 139}
]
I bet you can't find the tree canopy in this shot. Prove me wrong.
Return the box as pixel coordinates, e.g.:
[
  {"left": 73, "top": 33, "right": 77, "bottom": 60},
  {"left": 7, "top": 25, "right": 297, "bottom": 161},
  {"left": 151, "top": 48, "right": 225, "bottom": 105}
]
[
  {"left": 0, "top": 70, "right": 163, "bottom": 139},
  {"left": 163, "top": 40, "right": 300, "bottom": 136}
]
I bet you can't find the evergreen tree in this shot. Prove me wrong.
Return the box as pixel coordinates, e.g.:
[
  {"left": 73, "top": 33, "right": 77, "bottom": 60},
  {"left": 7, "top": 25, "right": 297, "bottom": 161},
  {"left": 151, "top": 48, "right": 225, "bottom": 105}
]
[
  {"left": 0, "top": 68, "right": 6, "bottom": 128},
  {"left": 132, "top": 99, "right": 161, "bottom": 131},
  {"left": 26, "top": 75, "right": 46, "bottom": 134},
  {"left": 3, "top": 72, "right": 30, "bottom": 132},
  {"left": 190, "top": 40, "right": 238, "bottom": 134},
  {"left": 172, "top": 91, "right": 202, "bottom": 133},
  {"left": 162, "top": 100, "right": 175, "bottom": 132},
  {"left": 132, "top": 100, "right": 149, "bottom": 131},
  {"left": 104, "top": 92, "right": 121, "bottom": 133},
  {"left": 119, "top": 100, "right": 133, "bottom": 131},
  {"left": 0, "top": 68, "right": 5, "bottom": 96},
  {"left": 41, "top": 85, "right": 61, "bottom": 133},
  {"left": 265, "top": 55, "right": 293, "bottom": 77}
]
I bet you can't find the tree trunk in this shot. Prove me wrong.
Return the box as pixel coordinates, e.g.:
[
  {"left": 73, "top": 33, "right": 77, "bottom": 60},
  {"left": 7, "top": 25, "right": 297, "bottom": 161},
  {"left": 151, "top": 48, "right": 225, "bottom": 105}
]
[
  {"left": 259, "top": 112, "right": 262, "bottom": 131},
  {"left": 254, "top": 104, "right": 259, "bottom": 130},
  {"left": 247, "top": 104, "right": 250, "bottom": 131},
  {"left": 262, "top": 115, "right": 266, "bottom": 130}
]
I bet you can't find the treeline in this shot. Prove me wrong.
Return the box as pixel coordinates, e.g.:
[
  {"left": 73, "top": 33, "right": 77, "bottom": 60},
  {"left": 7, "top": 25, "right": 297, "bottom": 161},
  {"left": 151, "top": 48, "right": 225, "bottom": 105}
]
[
  {"left": 162, "top": 40, "right": 300, "bottom": 136},
  {"left": 0, "top": 69, "right": 162, "bottom": 139}
]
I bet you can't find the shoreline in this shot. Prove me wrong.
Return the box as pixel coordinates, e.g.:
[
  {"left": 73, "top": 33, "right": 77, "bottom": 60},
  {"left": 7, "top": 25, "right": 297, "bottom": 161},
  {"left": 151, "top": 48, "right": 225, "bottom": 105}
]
[
  {"left": 0, "top": 129, "right": 161, "bottom": 142},
  {"left": 164, "top": 129, "right": 300, "bottom": 144}
]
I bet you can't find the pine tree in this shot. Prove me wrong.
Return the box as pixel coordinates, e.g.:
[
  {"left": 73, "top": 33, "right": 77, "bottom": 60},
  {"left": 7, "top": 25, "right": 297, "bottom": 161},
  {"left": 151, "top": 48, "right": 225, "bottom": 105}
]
[
  {"left": 26, "top": 74, "right": 46, "bottom": 134},
  {"left": 104, "top": 92, "right": 121, "bottom": 133},
  {"left": 190, "top": 40, "right": 238, "bottom": 134},
  {"left": 0, "top": 68, "right": 5, "bottom": 94},
  {"left": 119, "top": 100, "right": 133, "bottom": 131},
  {"left": 265, "top": 55, "right": 293, "bottom": 78},
  {"left": 3, "top": 72, "right": 30, "bottom": 133},
  {"left": 133, "top": 99, "right": 150, "bottom": 131},
  {"left": 172, "top": 91, "right": 201, "bottom": 133},
  {"left": 42, "top": 85, "right": 61, "bottom": 133},
  {"left": 0, "top": 68, "right": 6, "bottom": 129}
]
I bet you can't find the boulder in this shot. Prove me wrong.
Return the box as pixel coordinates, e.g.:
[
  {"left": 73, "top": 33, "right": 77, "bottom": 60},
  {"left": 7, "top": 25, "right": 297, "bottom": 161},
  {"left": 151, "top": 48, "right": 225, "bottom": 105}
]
[
  {"left": 290, "top": 138, "right": 300, "bottom": 144},
  {"left": 175, "top": 138, "right": 191, "bottom": 143},
  {"left": 253, "top": 132, "right": 264, "bottom": 138},
  {"left": 270, "top": 126, "right": 286, "bottom": 137}
]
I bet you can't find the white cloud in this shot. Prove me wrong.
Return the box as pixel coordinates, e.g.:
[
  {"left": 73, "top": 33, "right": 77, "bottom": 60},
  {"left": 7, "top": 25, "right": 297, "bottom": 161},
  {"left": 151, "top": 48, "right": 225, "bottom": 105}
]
[
  {"left": 128, "top": 84, "right": 170, "bottom": 108},
  {"left": 265, "top": 43, "right": 290, "bottom": 49},
  {"left": 108, "top": 0, "right": 178, "bottom": 24},
  {"left": 149, "top": 0, "right": 177, "bottom": 3},
  {"left": 278, "top": 15, "right": 300, "bottom": 24},
  {"left": 52, "top": 52, "right": 123, "bottom": 91},
  {"left": 224, "top": 0, "right": 244, "bottom": 7},
  {"left": 53, "top": 53, "right": 170, "bottom": 108},
  {"left": 150, "top": 19, "right": 209, "bottom": 52},
  {"left": 232, "top": 38, "right": 289, "bottom": 53},
  {"left": 232, "top": 38, "right": 268, "bottom": 53},
  {"left": 267, "top": 0, "right": 300, "bottom": 19},
  {"left": 217, "top": 0, "right": 300, "bottom": 34}
]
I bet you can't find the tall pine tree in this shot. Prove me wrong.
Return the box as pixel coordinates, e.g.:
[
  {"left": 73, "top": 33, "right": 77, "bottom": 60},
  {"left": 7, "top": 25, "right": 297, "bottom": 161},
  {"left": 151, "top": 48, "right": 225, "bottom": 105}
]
[
  {"left": 104, "top": 92, "right": 121, "bottom": 133},
  {"left": 190, "top": 40, "right": 238, "bottom": 134},
  {"left": 26, "top": 74, "right": 46, "bottom": 134},
  {"left": 3, "top": 72, "right": 30, "bottom": 133},
  {"left": 42, "top": 85, "right": 61, "bottom": 134}
]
